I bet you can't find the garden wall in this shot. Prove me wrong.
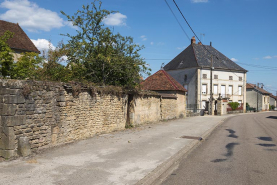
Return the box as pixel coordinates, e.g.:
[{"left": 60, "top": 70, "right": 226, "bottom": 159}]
[{"left": 0, "top": 80, "right": 186, "bottom": 159}]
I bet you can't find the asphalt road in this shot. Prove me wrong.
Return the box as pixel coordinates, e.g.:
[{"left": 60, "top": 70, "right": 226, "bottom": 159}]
[{"left": 161, "top": 112, "right": 277, "bottom": 185}]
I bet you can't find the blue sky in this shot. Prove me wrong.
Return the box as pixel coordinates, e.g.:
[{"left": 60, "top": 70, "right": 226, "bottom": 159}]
[{"left": 0, "top": 0, "right": 276, "bottom": 95}]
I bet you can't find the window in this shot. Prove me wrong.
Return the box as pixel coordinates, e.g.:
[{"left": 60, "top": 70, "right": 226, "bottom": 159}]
[
  {"left": 239, "top": 77, "right": 242, "bottom": 81},
  {"left": 221, "top": 85, "right": 226, "bottom": 97},
  {"left": 203, "top": 74, "right": 207, "bottom": 79},
  {"left": 214, "top": 84, "right": 218, "bottom": 95},
  {"left": 238, "top": 100, "right": 242, "bottom": 106},
  {"left": 238, "top": 86, "right": 242, "bottom": 95},
  {"left": 228, "top": 85, "right": 233, "bottom": 95},
  {"left": 202, "top": 84, "right": 207, "bottom": 95},
  {"left": 214, "top": 75, "right": 218, "bottom": 79},
  {"left": 229, "top": 76, "right": 233, "bottom": 80}
]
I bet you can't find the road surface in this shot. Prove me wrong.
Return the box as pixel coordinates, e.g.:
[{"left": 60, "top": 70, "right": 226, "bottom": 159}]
[{"left": 162, "top": 112, "right": 277, "bottom": 185}]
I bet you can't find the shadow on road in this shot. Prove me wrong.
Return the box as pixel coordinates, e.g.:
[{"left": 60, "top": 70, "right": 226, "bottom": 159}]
[{"left": 266, "top": 116, "right": 277, "bottom": 119}]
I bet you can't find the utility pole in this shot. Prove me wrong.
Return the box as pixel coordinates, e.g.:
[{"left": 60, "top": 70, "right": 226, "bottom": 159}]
[{"left": 209, "top": 55, "right": 213, "bottom": 115}]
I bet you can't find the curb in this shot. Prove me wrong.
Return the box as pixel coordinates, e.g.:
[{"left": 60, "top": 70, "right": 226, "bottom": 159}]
[{"left": 135, "top": 115, "right": 232, "bottom": 185}]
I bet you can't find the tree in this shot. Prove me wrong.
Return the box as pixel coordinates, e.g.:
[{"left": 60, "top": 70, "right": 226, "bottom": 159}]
[
  {"left": 0, "top": 31, "right": 14, "bottom": 78},
  {"left": 11, "top": 52, "right": 43, "bottom": 80},
  {"left": 39, "top": 41, "right": 72, "bottom": 82},
  {"left": 61, "top": 0, "right": 150, "bottom": 87}
]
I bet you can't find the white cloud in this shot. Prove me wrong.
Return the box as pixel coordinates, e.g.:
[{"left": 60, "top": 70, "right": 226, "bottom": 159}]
[
  {"left": 263, "top": 56, "right": 272, "bottom": 59},
  {"left": 0, "top": 0, "right": 65, "bottom": 32},
  {"left": 31, "top": 39, "right": 55, "bottom": 53},
  {"left": 150, "top": 42, "right": 154, "bottom": 45},
  {"left": 157, "top": 42, "right": 165, "bottom": 46},
  {"left": 140, "top": 35, "right": 147, "bottom": 41},
  {"left": 102, "top": 12, "right": 127, "bottom": 26},
  {"left": 231, "top": 58, "right": 238, "bottom": 62},
  {"left": 191, "top": 0, "right": 208, "bottom": 3},
  {"left": 177, "top": 46, "right": 186, "bottom": 50}
]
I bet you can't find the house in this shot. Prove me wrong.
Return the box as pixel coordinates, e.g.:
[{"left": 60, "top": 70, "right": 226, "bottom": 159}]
[
  {"left": 0, "top": 20, "right": 40, "bottom": 61},
  {"left": 141, "top": 69, "right": 187, "bottom": 118},
  {"left": 246, "top": 83, "right": 271, "bottom": 111},
  {"left": 163, "top": 36, "right": 247, "bottom": 114},
  {"left": 269, "top": 94, "right": 277, "bottom": 109}
]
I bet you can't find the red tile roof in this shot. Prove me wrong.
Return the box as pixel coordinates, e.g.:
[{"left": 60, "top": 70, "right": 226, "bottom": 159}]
[
  {"left": 0, "top": 20, "right": 40, "bottom": 53},
  {"left": 246, "top": 83, "right": 271, "bottom": 95},
  {"left": 141, "top": 70, "right": 187, "bottom": 92}
]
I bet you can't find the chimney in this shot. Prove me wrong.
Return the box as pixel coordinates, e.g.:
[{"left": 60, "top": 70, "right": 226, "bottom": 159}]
[
  {"left": 198, "top": 42, "right": 202, "bottom": 45},
  {"left": 210, "top": 42, "right": 212, "bottom": 46},
  {"left": 191, "top": 36, "right": 196, "bottom": 45}
]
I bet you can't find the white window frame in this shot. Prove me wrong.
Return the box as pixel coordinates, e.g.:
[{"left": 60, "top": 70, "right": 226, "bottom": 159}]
[
  {"left": 202, "top": 84, "right": 207, "bottom": 95},
  {"left": 221, "top": 85, "right": 226, "bottom": 98},
  {"left": 238, "top": 86, "right": 242, "bottom": 95},
  {"left": 228, "top": 85, "right": 233, "bottom": 95},
  {"left": 214, "top": 84, "right": 218, "bottom": 95}
]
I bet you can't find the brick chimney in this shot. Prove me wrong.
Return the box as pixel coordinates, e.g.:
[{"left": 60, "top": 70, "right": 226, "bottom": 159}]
[{"left": 191, "top": 36, "right": 196, "bottom": 45}]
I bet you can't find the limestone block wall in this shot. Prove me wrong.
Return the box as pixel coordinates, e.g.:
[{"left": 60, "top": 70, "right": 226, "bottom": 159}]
[
  {"left": 0, "top": 79, "right": 186, "bottom": 159},
  {"left": 161, "top": 92, "right": 186, "bottom": 120},
  {"left": 131, "top": 95, "right": 161, "bottom": 126},
  {"left": 0, "top": 80, "right": 127, "bottom": 159}
]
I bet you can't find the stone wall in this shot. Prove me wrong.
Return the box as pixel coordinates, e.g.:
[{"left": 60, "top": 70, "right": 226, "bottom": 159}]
[
  {"left": 131, "top": 95, "right": 161, "bottom": 126},
  {"left": 0, "top": 80, "right": 128, "bottom": 159},
  {"left": 0, "top": 80, "right": 186, "bottom": 159},
  {"left": 161, "top": 92, "right": 186, "bottom": 120}
]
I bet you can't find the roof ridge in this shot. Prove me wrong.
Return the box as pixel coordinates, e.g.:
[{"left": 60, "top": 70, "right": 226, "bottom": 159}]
[{"left": 162, "top": 70, "right": 178, "bottom": 90}]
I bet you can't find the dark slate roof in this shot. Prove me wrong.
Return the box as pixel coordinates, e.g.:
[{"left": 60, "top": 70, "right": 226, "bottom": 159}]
[
  {"left": 164, "top": 43, "right": 247, "bottom": 72},
  {"left": 141, "top": 70, "right": 187, "bottom": 92},
  {"left": 0, "top": 20, "right": 40, "bottom": 53},
  {"left": 246, "top": 83, "right": 271, "bottom": 95}
]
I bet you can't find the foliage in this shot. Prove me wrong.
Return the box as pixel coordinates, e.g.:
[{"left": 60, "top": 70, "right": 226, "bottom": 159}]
[
  {"left": 0, "top": 31, "right": 14, "bottom": 78},
  {"left": 11, "top": 52, "right": 43, "bottom": 80},
  {"left": 271, "top": 105, "right": 275, "bottom": 110},
  {"left": 61, "top": 0, "right": 150, "bottom": 87},
  {"left": 228, "top": 102, "right": 240, "bottom": 110},
  {"left": 246, "top": 102, "right": 249, "bottom": 108},
  {"left": 38, "top": 41, "right": 72, "bottom": 82}
]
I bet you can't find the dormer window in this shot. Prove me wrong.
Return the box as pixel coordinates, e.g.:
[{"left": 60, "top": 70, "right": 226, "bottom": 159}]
[
  {"left": 229, "top": 76, "right": 233, "bottom": 80},
  {"left": 214, "top": 75, "right": 218, "bottom": 79},
  {"left": 203, "top": 74, "right": 207, "bottom": 79}
]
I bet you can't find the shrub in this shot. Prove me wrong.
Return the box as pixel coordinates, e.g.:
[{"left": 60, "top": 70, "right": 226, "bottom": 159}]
[{"left": 228, "top": 102, "right": 240, "bottom": 110}]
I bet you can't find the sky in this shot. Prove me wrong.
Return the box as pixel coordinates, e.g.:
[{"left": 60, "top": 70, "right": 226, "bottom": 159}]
[{"left": 0, "top": 0, "right": 276, "bottom": 95}]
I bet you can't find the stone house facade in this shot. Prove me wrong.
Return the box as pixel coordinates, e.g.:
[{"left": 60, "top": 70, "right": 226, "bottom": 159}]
[{"left": 163, "top": 36, "right": 247, "bottom": 114}]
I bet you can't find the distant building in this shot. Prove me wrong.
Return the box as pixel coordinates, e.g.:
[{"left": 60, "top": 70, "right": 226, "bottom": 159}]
[
  {"left": 246, "top": 83, "right": 271, "bottom": 111},
  {"left": 164, "top": 36, "right": 247, "bottom": 113},
  {"left": 0, "top": 20, "right": 40, "bottom": 61}
]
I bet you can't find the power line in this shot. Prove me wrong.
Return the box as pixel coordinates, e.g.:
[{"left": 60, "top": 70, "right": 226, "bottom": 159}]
[
  {"left": 172, "top": 0, "right": 201, "bottom": 44},
  {"left": 164, "top": 0, "right": 190, "bottom": 41}
]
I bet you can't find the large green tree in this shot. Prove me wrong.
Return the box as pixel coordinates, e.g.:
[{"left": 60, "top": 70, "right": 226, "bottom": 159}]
[
  {"left": 0, "top": 31, "right": 14, "bottom": 78},
  {"left": 61, "top": 0, "right": 150, "bottom": 87}
]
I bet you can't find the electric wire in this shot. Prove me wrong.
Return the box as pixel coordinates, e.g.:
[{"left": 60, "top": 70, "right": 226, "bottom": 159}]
[{"left": 164, "top": 0, "right": 190, "bottom": 41}]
